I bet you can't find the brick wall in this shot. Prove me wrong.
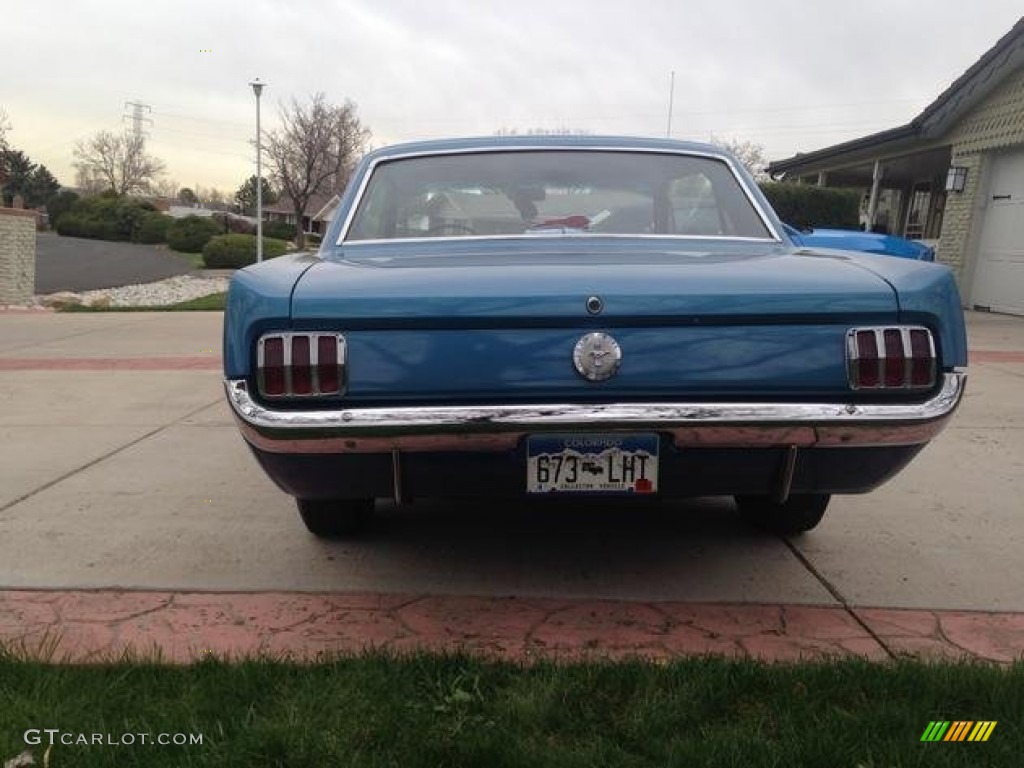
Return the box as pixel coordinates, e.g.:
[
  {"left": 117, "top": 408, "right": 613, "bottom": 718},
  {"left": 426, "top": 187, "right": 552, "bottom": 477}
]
[
  {"left": 939, "top": 65, "right": 1024, "bottom": 280},
  {"left": 0, "top": 208, "right": 37, "bottom": 305}
]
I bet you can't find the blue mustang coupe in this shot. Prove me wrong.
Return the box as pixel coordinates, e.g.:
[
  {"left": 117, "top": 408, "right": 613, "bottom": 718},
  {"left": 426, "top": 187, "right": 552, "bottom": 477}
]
[
  {"left": 224, "top": 136, "right": 967, "bottom": 537},
  {"left": 783, "top": 223, "right": 936, "bottom": 261}
]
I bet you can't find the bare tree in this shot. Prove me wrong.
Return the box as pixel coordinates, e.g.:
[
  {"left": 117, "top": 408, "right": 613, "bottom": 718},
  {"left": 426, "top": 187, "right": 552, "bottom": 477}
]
[
  {"left": 194, "top": 185, "right": 230, "bottom": 210},
  {"left": 265, "top": 93, "right": 370, "bottom": 248},
  {"left": 73, "top": 131, "right": 166, "bottom": 195},
  {"left": 0, "top": 108, "right": 11, "bottom": 187},
  {"left": 710, "top": 135, "right": 768, "bottom": 180},
  {"left": 74, "top": 165, "right": 107, "bottom": 195},
  {"left": 152, "top": 178, "right": 181, "bottom": 200},
  {"left": 0, "top": 108, "right": 11, "bottom": 154}
]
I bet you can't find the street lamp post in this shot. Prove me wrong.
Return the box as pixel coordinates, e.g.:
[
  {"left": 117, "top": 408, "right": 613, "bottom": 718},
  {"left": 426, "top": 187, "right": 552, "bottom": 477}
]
[{"left": 250, "top": 79, "right": 265, "bottom": 263}]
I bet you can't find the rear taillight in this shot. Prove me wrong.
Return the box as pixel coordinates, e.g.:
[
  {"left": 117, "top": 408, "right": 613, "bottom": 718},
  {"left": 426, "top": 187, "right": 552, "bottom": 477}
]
[
  {"left": 257, "top": 333, "right": 346, "bottom": 398},
  {"left": 847, "top": 327, "right": 936, "bottom": 390},
  {"left": 261, "top": 336, "right": 286, "bottom": 396}
]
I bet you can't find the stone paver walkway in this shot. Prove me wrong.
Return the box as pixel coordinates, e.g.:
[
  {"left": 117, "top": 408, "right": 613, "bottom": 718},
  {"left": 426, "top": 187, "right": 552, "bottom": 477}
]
[{"left": 2, "top": 590, "right": 1022, "bottom": 664}]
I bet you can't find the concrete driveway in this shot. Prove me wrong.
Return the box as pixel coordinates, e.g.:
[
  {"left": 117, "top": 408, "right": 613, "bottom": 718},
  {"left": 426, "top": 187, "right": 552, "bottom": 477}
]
[
  {"left": 1, "top": 310, "right": 1022, "bottom": 616},
  {"left": 34, "top": 233, "right": 195, "bottom": 293}
]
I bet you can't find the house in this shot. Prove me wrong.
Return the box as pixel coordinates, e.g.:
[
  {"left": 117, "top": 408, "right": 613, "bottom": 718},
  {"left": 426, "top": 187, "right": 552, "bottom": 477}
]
[
  {"left": 263, "top": 192, "right": 339, "bottom": 235},
  {"left": 767, "top": 17, "right": 1024, "bottom": 316}
]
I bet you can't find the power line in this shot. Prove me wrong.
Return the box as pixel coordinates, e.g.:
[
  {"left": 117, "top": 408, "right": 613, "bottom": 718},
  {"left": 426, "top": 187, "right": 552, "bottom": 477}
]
[
  {"left": 150, "top": 109, "right": 251, "bottom": 130},
  {"left": 150, "top": 124, "right": 249, "bottom": 145}
]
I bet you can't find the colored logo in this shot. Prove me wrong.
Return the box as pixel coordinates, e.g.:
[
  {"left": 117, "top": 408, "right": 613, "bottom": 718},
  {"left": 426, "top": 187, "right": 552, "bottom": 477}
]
[{"left": 920, "top": 721, "right": 997, "bottom": 742}]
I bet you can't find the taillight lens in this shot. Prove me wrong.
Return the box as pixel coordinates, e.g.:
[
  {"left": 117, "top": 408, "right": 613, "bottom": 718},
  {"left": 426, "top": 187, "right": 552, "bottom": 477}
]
[
  {"left": 883, "top": 329, "right": 905, "bottom": 387},
  {"left": 848, "top": 326, "right": 936, "bottom": 391},
  {"left": 261, "top": 336, "right": 285, "bottom": 396},
  {"left": 909, "top": 329, "right": 936, "bottom": 387},
  {"left": 290, "top": 336, "right": 312, "bottom": 395},
  {"left": 258, "top": 333, "right": 345, "bottom": 398},
  {"left": 317, "top": 335, "right": 340, "bottom": 394},
  {"left": 854, "top": 330, "right": 880, "bottom": 388}
]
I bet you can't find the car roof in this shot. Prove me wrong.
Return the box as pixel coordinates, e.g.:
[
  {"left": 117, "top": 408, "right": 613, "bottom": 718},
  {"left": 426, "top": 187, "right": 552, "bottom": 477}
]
[{"left": 363, "top": 135, "right": 732, "bottom": 161}]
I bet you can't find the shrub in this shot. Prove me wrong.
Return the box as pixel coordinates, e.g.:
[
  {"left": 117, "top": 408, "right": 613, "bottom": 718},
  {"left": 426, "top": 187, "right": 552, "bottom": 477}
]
[
  {"left": 53, "top": 195, "right": 157, "bottom": 242},
  {"left": 46, "top": 191, "right": 80, "bottom": 227},
  {"left": 137, "top": 213, "right": 172, "bottom": 244},
  {"left": 262, "top": 220, "right": 297, "bottom": 241},
  {"left": 306, "top": 233, "right": 322, "bottom": 246},
  {"left": 758, "top": 182, "right": 861, "bottom": 230},
  {"left": 55, "top": 213, "right": 100, "bottom": 238},
  {"left": 167, "top": 215, "right": 222, "bottom": 253},
  {"left": 212, "top": 211, "right": 255, "bottom": 235},
  {"left": 202, "top": 234, "right": 289, "bottom": 268}
]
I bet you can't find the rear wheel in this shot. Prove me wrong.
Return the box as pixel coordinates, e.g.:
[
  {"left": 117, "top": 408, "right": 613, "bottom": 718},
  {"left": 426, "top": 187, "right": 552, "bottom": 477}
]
[
  {"left": 734, "top": 494, "right": 830, "bottom": 535},
  {"left": 296, "top": 498, "right": 375, "bottom": 538}
]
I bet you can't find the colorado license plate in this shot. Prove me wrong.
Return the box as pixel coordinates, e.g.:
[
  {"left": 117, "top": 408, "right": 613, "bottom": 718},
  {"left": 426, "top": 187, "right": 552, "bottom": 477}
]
[{"left": 526, "top": 434, "right": 659, "bottom": 494}]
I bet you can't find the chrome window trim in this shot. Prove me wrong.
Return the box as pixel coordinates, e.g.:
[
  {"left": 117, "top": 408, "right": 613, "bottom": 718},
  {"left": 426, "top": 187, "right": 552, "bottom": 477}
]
[
  {"left": 337, "top": 145, "right": 783, "bottom": 246},
  {"left": 225, "top": 371, "right": 966, "bottom": 455}
]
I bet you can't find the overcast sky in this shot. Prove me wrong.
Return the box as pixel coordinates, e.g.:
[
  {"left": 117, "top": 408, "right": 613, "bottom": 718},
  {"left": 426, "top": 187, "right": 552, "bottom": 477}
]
[{"left": 4, "top": 1, "right": 1022, "bottom": 194}]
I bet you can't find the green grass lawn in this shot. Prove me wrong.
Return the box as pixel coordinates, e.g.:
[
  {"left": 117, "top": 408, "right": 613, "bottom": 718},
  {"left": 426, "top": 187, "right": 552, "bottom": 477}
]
[
  {"left": 175, "top": 251, "right": 206, "bottom": 270},
  {"left": 55, "top": 292, "right": 226, "bottom": 312},
  {"left": 1, "top": 652, "right": 1020, "bottom": 767}
]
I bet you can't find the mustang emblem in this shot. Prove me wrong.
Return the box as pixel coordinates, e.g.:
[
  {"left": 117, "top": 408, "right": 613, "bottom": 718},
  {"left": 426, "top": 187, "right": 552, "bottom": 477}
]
[{"left": 573, "top": 332, "right": 622, "bottom": 381}]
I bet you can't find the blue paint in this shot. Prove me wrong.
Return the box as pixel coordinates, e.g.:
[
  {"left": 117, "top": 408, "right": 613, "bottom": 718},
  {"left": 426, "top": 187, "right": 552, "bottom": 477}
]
[{"left": 784, "top": 223, "right": 935, "bottom": 261}]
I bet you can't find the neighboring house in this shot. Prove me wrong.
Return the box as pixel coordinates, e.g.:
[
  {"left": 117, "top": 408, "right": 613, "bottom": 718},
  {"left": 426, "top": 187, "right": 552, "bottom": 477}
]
[
  {"left": 263, "top": 193, "right": 339, "bottom": 235},
  {"left": 166, "top": 205, "right": 219, "bottom": 219},
  {"left": 767, "top": 17, "right": 1024, "bottom": 316},
  {"left": 311, "top": 194, "right": 342, "bottom": 233}
]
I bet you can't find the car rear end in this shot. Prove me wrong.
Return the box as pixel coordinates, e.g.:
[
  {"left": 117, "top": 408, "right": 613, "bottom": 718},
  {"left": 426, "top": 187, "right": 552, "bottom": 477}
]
[{"left": 223, "top": 138, "right": 967, "bottom": 535}]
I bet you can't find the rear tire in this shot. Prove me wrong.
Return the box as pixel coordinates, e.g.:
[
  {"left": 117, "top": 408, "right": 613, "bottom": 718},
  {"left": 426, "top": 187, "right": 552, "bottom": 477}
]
[
  {"left": 734, "top": 493, "right": 830, "bottom": 535},
  {"left": 296, "top": 498, "right": 375, "bottom": 538}
]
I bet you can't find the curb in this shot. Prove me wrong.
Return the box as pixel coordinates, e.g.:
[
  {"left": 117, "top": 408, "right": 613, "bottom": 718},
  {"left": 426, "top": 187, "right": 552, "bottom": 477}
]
[{"left": 3, "top": 589, "right": 1022, "bottom": 665}]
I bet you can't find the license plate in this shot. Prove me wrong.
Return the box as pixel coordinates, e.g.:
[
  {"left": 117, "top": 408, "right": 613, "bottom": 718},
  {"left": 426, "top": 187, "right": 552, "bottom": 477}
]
[{"left": 526, "top": 434, "right": 659, "bottom": 494}]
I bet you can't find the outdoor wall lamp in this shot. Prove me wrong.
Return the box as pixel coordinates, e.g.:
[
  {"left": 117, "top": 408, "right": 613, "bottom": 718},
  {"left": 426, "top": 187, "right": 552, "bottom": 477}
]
[{"left": 945, "top": 165, "right": 968, "bottom": 193}]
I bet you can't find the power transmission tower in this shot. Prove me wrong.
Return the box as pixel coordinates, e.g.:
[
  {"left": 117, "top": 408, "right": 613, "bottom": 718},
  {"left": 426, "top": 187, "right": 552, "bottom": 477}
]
[{"left": 123, "top": 101, "right": 153, "bottom": 140}]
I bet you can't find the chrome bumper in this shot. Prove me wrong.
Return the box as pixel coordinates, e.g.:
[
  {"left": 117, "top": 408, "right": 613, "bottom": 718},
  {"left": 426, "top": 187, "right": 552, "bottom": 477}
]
[{"left": 224, "top": 372, "right": 966, "bottom": 455}]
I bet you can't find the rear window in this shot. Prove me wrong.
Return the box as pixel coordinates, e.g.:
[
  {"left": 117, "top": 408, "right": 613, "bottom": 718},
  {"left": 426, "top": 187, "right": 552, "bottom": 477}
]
[{"left": 345, "top": 150, "right": 773, "bottom": 241}]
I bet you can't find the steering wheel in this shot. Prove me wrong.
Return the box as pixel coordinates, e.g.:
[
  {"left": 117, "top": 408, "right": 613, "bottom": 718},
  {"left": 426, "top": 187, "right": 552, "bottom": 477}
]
[{"left": 426, "top": 222, "right": 477, "bottom": 237}]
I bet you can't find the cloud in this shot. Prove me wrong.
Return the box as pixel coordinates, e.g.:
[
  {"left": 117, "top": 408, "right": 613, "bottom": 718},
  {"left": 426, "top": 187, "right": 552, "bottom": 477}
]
[{"left": 5, "top": 0, "right": 1022, "bottom": 191}]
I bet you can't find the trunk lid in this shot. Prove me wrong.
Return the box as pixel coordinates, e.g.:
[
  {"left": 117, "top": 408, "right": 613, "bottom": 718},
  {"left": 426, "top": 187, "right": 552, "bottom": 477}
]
[
  {"left": 293, "top": 240, "right": 896, "bottom": 323},
  {"left": 288, "top": 240, "right": 897, "bottom": 402}
]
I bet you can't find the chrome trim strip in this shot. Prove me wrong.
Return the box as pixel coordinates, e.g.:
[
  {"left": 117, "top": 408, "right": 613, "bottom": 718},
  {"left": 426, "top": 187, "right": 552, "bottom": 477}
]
[
  {"left": 224, "top": 372, "right": 966, "bottom": 455},
  {"left": 392, "top": 450, "right": 403, "bottom": 504},
  {"left": 900, "top": 327, "right": 912, "bottom": 387},
  {"left": 309, "top": 334, "right": 320, "bottom": 394},
  {"left": 337, "top": 145, "right": 783, "bottom": 246},
  {"left": 282, "top": 334, "right": 293, "bottom": 396},
  {"left": 875, "top": 328, "right": 886, "bottom": 388},
  {"left": 340, "top": 233, "right": 779, "bottom": 247},
  {"left": 773, "top": 446, "right": 799, "bottom": 504}
]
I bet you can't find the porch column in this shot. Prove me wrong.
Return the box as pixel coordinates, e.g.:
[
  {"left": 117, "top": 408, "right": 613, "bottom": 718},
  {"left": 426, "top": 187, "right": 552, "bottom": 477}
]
[
  {"left": 816, "top": 171, "right": 828, "bottom": 187},
  {"left": 0, "top": 208, "right": 36, "bottom": 306},
  {"left": 865, "top": 160, "right": 884, "bottom": 232}
]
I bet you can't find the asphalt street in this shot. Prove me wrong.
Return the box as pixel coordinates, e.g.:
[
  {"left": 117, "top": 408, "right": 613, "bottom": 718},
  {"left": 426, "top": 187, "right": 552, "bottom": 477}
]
[
  {"left": 0, "top": 310, "right": 1022, "bottom": 612},
  {"left": 34, "top": 232, "right": 195, "bottom": 293}
]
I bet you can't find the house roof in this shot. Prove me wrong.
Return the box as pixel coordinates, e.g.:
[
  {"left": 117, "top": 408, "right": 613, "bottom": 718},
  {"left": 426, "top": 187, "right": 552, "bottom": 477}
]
[
  {"left": 767, "top": 16, "right": 1024, "bottom": 178},
  {"left": 311, "top": 194, "right": 341, "bottom": 221},
  {"left": 263, "top": 192, "right": 339, "bottom": 218}
]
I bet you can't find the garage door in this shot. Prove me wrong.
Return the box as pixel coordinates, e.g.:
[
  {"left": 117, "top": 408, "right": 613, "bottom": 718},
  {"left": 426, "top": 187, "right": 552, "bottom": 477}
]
[{"left": 972, "top": 149, "right": 1024, "bottom": 315}]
